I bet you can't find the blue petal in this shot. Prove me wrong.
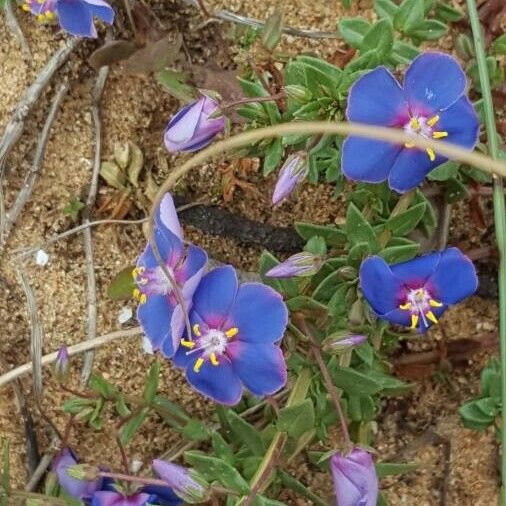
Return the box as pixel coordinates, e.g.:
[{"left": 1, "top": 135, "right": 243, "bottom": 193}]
[
  {"left": 359, "top": 256, "right": 403, "bottom": 315},
  {"left": 182, "top": 134, "right": 216, "bottom": 152},
  {"left": 156, "top": 193, "right": 183, "bottom": 241},
  {"left": 341, "top": 137, "right": 401, "bottom": 184},
  {"left": 404, "top": 52, "right": 466, "bottom": 113},
  {"left": 426, "top": 247, "right": 478, "bottom": 304},
  {"left": 192, "top": 266, "right": 238, "bottom": 328},
  {"left": 172, "top": 312, "right": 207, "bottom": 368},
  {"left": 227, "top": 341, "right": 287, "bottom": 396},
  {"left": 378, "top": 308, "right": 411, "bottom": 326},
  {"left": 185, "top": 357, "right": 242, "bottom": 405},
  {"left": 177, "top": 245, "right": 208, "bottom": 290},
  {"left": 138, "top": 227, "right": 184, "bottom": 270},
  {"left": 56, "top": 0, "right": 95, "bottom": 37},
  {"left": 224, "top": 283, "right": 288, "bottom": 344},
  {"left": 390, "top": 251, "right": 441, "bottom": 287},
  {"left": 346, "top": 67, "right": 409, "bottom": 125},
  {"left": 141, "top": 485, "right": 182, "bottom": 506},
  {"left": 437, "top": 96, "right": 479, "bottom": 150},
  {"left": 137, "top": 296, "right": 174, "bottom": 351},
  {"left": 387, "top": 147, "right": 442, "bottom": 193},
  {"left": 83, "top": 0, "right": 114, "bottom": 23},
  {"left": 166, "top": 100, "right": 203, "bottom": 145}
]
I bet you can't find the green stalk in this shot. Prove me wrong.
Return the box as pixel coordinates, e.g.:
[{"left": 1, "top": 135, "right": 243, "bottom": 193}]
[{"left": 465, "top": 0, "right": 506, "bottom": 501}]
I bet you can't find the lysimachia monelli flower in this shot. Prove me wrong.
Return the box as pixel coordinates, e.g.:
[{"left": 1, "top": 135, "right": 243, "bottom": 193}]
[
  {"left": 342, "top": 52, "right": 479, "bottom": 193},
  {"left": 265, "top": 251, "right": 323, "bottom": 278},
  {"left": 359, "top": 247, "right": 478, "bottom": 333},
  {"left": 22, "top": 0, "right": 114, "bottom": 37},
  {"left": 173, "top": 265, "right": 288, "bottom": 405},
  {"left": 135, "top": 193, "right": 207, "bottom": 358}
]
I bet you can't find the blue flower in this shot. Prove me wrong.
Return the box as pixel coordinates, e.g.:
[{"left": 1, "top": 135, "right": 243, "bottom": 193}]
[
  {"left": 135, "top": 193, "right": 207, "bottom": 358},
  {"left": 342, "top": 52, "right": 479, "bottom": 193},
  {"left": 359, "top": 247, "right": 478, "bottom": 333},
  {"left": 173, "top": 265, "right": 288, "bottom": 405},
  {"left": 23, "top": 0, "right": 114, "bottom": 38}
]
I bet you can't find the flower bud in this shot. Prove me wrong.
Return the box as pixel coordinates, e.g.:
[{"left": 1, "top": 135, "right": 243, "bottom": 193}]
[
  {"left": 164, "top": 96, "right": 225, "bottom": 153},
  {"left": 322, "top": 333, "right": 367, "bottom": 354},
  {"left": 285, "top": 85, "right": 311, "bottom": 102},
  {"left": 66, "top": 464, "right": 99, "bottom": 482},
  {"left": 53, "top": 345, "right": 70, "bottom": 383},
  {"left": 152, "top": 459, "right": 209, "bottom": 504},
  {"left": 336, "top": 266, "right": 357, "bottom": 281},
  {"left": 272, "top": 154, "right": 308, "bottom": 205},
  {"left": 331, "top": 448, "right": 378, "bottom": 506},
  {"left": 266, "top": 252, "right": 322, "bottom": 278}
]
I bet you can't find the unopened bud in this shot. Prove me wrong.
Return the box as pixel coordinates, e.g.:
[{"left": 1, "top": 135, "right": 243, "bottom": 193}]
[
  {"left": 272, "top": 154, "right": 308, "bottom": 205},
  {"left": 349, "top": 299, "right": 364, "bottom": 326},
  {"left": 322, "top": 333, "right": 367, "bottom": 353},
  {"left": 66, "top": 464, "right": 99, "bottom": 482},
  {"left": 266, "top": 252, "right": 323, "bottom": 278},
  {"left": 53, "top": 345, "right": 70, "bottom": 383},
  {"left": 336, "top": 266, "right": 357, "bottom": 281},
  {"left": 285, "top": 85, "right": 311, "bottom": 102}
]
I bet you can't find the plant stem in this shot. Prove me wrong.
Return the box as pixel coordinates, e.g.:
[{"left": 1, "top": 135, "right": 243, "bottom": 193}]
[
  {"left": 98, "top": 471, "right": 167, "bottom": 487},
  {"left": 378, "top": 190, "right": 415, "bottom": 248},
  {"left": 220, "top": 92, "right": 286, "bottom": 112},
  {"left": 466, "top": 0, "right": 506, "bottom": 502}
]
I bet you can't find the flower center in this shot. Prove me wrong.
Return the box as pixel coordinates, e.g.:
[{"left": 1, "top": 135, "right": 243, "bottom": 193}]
[
  {"left": 180, "top": 324, "right": 239, "bottom": 373},
  {"left": 398, "top": 287, "right": 443, "bottom": 330},
  {"left": 22, "top": 0, "right": 57, "bottom": 22},
  {"left": 403, "top": 115, "right": 448, "bottom": 162},
  {"left": 132, "top": 265, "right": 175, "bottom": 303}
]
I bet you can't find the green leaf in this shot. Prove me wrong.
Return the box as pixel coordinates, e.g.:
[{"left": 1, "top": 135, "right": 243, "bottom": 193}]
[
  {"left": 384, "top": 202, "right": 426, "bottom": 235},
  {"left": 445, "top": 177, "right": 468, "bottom": 203},
  {"left": 305, "top": 236, "right": 327, "bottom": 256},
  {"left": 428, "top": 161, "right": 459, "bottom": 181},
  {"left": 354, "top": 342, "right": 374, "bottom": 366},
  {"left": 492, "top": 34, "right": 506, "bottom": 55},
  {"left": 405, "top": 19, "right": 448, "bottom": 41},
  {"left": 361, "top": 19, "right": 394, "bottom": 58},
  {"left": 156, "top": 69, "right": 197, "bottom": 103},
  {"left": 263, "top": 138, "right": 283, "bottom": 175},
  {"left": 434, "top": 1, "right": 464, "bottom": 22},
  {"left": 379, "top": 244, "right": 419, "bottom": 263},
  {"left": 107, "top": 265, "right": 136, "bottom": 300},
  {"left": 459, "top": 398, "right": 498, "bottom": 431},
  {"left": 277, "top": 399, "right": 315, "bottom": 439},
  {"left": 313, "top": 271, "right": 342, "bottom": 303},
  {"left": 115, "top": 395, "right": 131, "bottom": 418},
  {"left": 376, "top": 462, "right": 419, "bottom": 478},
  {"left": 286, "top": 296, "right": 329, "bottom": 317},
  {"left": 258, "top": 250, "right": 299, "bottom": 298},
  {"left": 338, "top": 17, "right": 372, "bottom": 48},
  {"left": 348, "top": 395, "right": 376, "bottom": 421},
  {"left": 152, "top": 395, "right": 190, "bottom": 426},
  {"left": 394, "top": 0, "right": 424, "bottom": 31},
  {"left": 211, "top": 432, "right": 235, "bottom": 465},
  {"left": 329, "top": 364, "right": 383, "bottom": 396},
  {"left": 481, "top": 358, "right": 501, "bottom": 399},
  {"left": 182, "top": 420, "right": 210, "bottom": 441},
  {"left": 143, "top": 361, "right": 160, "bottom": 404},
  {"left": 120, "top": 408, "right": 149, "bottom": 445},
  {"left": 261, "top": 9, "right": 282, "bottom": 51},
  {"left": 389, "top": 41, "right": 420, "bottom": 65},
  {"left": 345, "top": 203, "right": 377, "bottom": 249},
  {"left": 89, "top": 374, "right": 116, "bottom": 399},
  {"left": 184, "top": 451, "right": 250, "bottom": 494},
  {"left": 347, "top": 241, "right": 372, "bottom": 267},
  {"left": 295, "top": 222, "right": 346, "bottom": 246},
  {"left": 374, "top": 0, "right": 399, "bottom": 20},
  {"left": 225, "top": 409, "right": 265, "bottom": 456},
  {"left": 63, "top": 197, "right": 85, "bottom": 221},
  {"left": 279, "top": 471, "right": 327, "bottom": 506}
]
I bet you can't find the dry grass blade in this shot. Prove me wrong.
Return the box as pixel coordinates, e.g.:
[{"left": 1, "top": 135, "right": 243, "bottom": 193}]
[{"left": 4, "top": 0, "right": 31, "bottom": 58}]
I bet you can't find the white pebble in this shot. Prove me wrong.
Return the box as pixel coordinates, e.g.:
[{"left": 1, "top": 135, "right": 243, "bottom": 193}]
[
  {"left": 35, "top": 249, "right": 49, "bottom": 266},
  {"left": 118, "top": 306, "right": 133, "bottom": 324},
  {"left": 142, "top": 335, "right": 154, "bottom": 354}
]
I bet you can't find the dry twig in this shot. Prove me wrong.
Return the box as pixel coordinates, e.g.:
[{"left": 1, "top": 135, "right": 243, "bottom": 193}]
[
  {"left": 81, "top": 66, "right": 109, "bottom": 384},
  {"left": 1, "top": 83, "right": 69, "bottom": 245},
  {"left": 4, "top": 0, "right": 31, "bottom": 58}
]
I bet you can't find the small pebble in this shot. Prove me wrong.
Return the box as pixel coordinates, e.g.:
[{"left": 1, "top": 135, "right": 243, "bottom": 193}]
[
  {"left": 118, "top": 306, "right": 133, "bottom": 324},
  {"left": 35, "top": 249, "right": 49, "bottom": 266}
]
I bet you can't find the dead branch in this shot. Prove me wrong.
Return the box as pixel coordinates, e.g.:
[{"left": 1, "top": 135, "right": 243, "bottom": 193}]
[
  {"left": 25, "top": 435, "right": 60, "bottom": 492},
  {"left": 0, "top": 326, "right": 142, "bottom": 388},
  {"left": 4, "top": 0, "right": 31, "bottom": 58},
  {"left": 1, "top": 82, "right": 69, "bottom": 245},
  {"left": 0, "top": 38, "right": 80, "bottom": 177},
  {"left": 81, "top": 66, "right": 109, "bottom": 385}
]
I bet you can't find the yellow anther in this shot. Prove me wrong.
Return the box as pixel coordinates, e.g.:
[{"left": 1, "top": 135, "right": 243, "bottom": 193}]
[
  {"left": 426, "top": 310, "right": 438, "bottom": 324},
  {"left": 193, "top": 357, "right": 204, "bottom": 373},
  {"left": 410, "top": 314, "right": 419, "bottom": 329},
  {"left": 225, "top": 327, "right": 239, "bottom": 338},
  {"left": 429, "top": 299, "right": 443, "bottom": 307},
  {"left": 132, "top": 268, "right": 138, "bottom": 279},
  {"left": 133, "top": 288, "right": 141, "bottom": 300},
  {"left": 45, "top": 10, "right": 55, "bottom": 19},
  {"left": 426, "top": 148, "right": 436, "bottom": 162},
  {"left": 139, "top": 294, "right": 147, "bottom": 304},
  {"left": 432, "top": 131, "right": 448, "bottom": 139},
  {"left": 37, "top": 0, "right": 44, "bottom": 4},
  {"left": 36, "top": 13, "right": 45, "bottom": 21},
  {"left": 193, "top": 324, "right": 201, "bottom": 337},
  {"left": 210, "top": 353, "right": 219, "bottom": 366},
  {"left": 409, "top": 117, "right": 420, "bottom": 130},
  {"left": 404, "top": 141, "right": 415, "bottom": 148},
  {"left": 21, "top": 4, "right": 30, "bottom": 10},
  {"left": 180, "top": 339, "right": 195, "bottom": 349},
  {"left": 399, "top": 302, "right": 412, "bottom": 310},
  {"left": 427, "top": 115, "right": 440, "bottom": 127}
]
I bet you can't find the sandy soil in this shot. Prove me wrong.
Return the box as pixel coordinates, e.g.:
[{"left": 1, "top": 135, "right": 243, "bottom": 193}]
[{"left": 0, "top": 0, "right": 502, "bottom": 504}]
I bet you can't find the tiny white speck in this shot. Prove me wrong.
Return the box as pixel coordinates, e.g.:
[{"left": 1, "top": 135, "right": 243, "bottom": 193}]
[
  {"left": 35, "top": 250, "right": 49, "bottom": 266},
  {"left": 130, "top": 459, "right": 142, "bottom": 473},
  {"left": 142, "top": 335, "right": 154, "bottom": 354},
  {"left": 118, "top": 306, "right": 133, "bottom": 324}
]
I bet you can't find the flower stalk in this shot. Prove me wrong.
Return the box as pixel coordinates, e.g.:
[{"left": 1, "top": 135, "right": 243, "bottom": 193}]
[{"left": 465, "top": 0, "right": 506, "bottom": 500}]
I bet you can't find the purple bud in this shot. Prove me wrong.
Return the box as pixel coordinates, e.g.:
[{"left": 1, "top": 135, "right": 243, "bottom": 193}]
[
  {"left": 322, "top": 334, "right": 367, "bottom": 354},
  {"left": 330, "top": 448, "right": 378, "bottom": 506},
  {"left": 52, "top": 449, "right": 102, "bottom": 500},
  {"left": 164, "top": 96, "right": 225, "bottom": 153},
  {"left": 92, "top": 491, "right": 152, "bottom": 506},
  {"left": 266, "top": 252, "right": 322, "bottom": 278},
  {"left": 152, "top": 459, "right": 208, "bottom": 504},
  {"left": 54, "top": 345, "right": 70, "bottom": 383},
  {"left": 272, "top": 154, "right": 308, "bottom": 205}
]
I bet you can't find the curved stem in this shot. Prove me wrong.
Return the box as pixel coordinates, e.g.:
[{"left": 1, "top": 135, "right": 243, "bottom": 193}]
[{"left": 465, "top": 0, "right": 506, "bottom": 501}]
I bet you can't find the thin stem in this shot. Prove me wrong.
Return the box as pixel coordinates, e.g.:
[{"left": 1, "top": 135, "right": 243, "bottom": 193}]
[
  {"left": 220, "top": 92, "right": 286, "bottom": 112},
  {"left": 98, "top": 471, "right": 167, "bottom": 488},
  {"left": 466, "top": 0, "right": 506, "bottom": 502},
  {"left": 378, "top": 190, "right": 415, "bottom": 248},
  {"left": 116, "top": 436, "right": 130, "bottom": 475}
]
